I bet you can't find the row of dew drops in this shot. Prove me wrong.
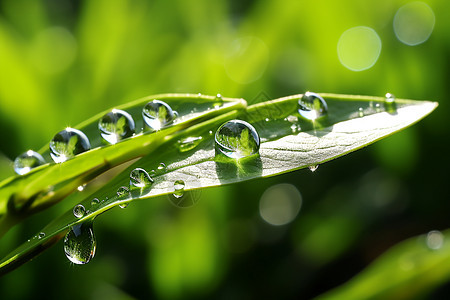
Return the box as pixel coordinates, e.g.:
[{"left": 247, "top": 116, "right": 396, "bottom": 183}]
[{"left": 18, "top": 92, "right": 397, "bottom": 265}]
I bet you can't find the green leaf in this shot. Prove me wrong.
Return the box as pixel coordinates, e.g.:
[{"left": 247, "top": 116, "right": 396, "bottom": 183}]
[
  {"left": 314, "top": 230, "right": 450, "bottom": 300},
  {"left": 0, "top": 93, "right": 437, "bottom": 275}
]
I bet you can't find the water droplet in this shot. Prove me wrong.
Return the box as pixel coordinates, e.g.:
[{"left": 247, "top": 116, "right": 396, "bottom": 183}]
[
  {"left": 177, "top": 136, "right": 203, "bottom": 152},
  {"left": 38, "top": 232, "right": 45, "bottom": 239},
  {"left": 173, "top": 180, "right": 185, "bottom": 198},
  {"left": 49, "top": 128, "right": 90, "bottom": 163},
  {"left": 308, "top": 165, "right": 319, "bottom": 172},
  {"left": 99, "top": 109, "right": 135, "bottom": 144},
  {"left": 117, "top": 186, "right": 130, "bottom": 198},
  {"left": 142, "top": 100, "right": 176, "bottom": 131},
  {"left": 290, "top": 124, "right": 298, "bottom": 133},
  {"left": 286, "top": 115, "right": 298, "bottom": 123},
  {"left": 130, "top": 168, "right": 153, "bottom": 188},
  {"left": 385, "top": 93, "right": 396, "bottom": 103},
  {"left": 157, "top": 163, "right": 166, "bottom": 171},
  {"left": 215, "top": 93, "right": 223, "bottom": 101},
  {"left": 209, "top": 130, "right": 213, "bottom": 135},
  {"left": 358, "top": 107, "right": 364, "bottom": 117},
  {"left": 64, "top": 222, "right": 96, "bottom": 265},
  {"left": 14, "top": 150, "right": 46, "bottom": 175},
  {"left": 73, "top": 204, "right": 86, "bottom": 218},
  {"left": 77, "top": 184, "right": 86, "bottom": 192},
  {"left": 265, "top": 118, "right": 270, "bottom": 122},
  {"left": 215, "top": 120, "right": 260, "bottom": 159},
  {"left": 117, "top": 186, "right": 130, "bottom": 208},
  {"left": 298, "top": 92, "right": 328, "bottom": 121},
  {"left": 149, "top": 169, "right": 156, "bottom": 177},
  {"left": 375, "top": 103, "right": 381, "bottom": 112},
  {"left": 384, "top": 93, "right": 397, "bottom": 113},
  {"left": 426, "top": 230, "right": 444, "bottom": 250},
  {"left": 91, "top": 198, "right": 100, "bottom": 207}
]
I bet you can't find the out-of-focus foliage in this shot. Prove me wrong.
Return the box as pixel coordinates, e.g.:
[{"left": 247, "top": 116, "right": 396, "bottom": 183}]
[{"left": 0, "top": 0, "right": 448, "bottom": 299}]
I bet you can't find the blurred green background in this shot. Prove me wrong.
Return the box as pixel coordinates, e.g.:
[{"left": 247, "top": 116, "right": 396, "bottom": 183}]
[{"left": 0, "top": 0, "right": 448, "bottom": 299}]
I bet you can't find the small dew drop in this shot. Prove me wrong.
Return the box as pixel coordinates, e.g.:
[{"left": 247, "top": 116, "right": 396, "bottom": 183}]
[
  {"left": 157, "top": 163, "right": 166, "bottom": 171},
  {"left": 384, "top": 93, "right": 397, "bottom": 113},
  {"left": 117, "top": 186, "right": 130, "bottom": 198},
  {"left": 290, "top": 124, "right": 299, "bottom": 134},
  {"left": 49, "top": 128, "right": 90, "bottom": 163},
  {"left": 385, "top": 93, "right": 396, "bottom": 104},
  {"left": 209, "top": 130, "right": 213, "bottom": 135},
  {"left": 173, "top": 180, "right": 185, "bottom": 198},
  {"left": 308, "top": 165, "right": 319, "bottom": 172},
  {"left": 14, "top": 150, "right": 46, "bottom": 175},
  {"left": 426, "top": 230, "right": 444, "bottom": 250},
  {"left": 177, "top": 136, "right": 203, "bottom": 152},
  {"left": 99, "top": 109, "right": 135, "bottom": 144},
  {"left": 77, "top": 184, "right": 86, "bottom": 192},
  {"left": 38, "top": 232, "right": 46, "bottom": 239},
  {"left": 73, "top": 204, "right": 86, "bottom": 218},
  {"left": 358, "top": 107, "right": 364, "bottom": 117},
  {"left": 298, "top": 92, "right": 328, "bottom": 121},
  {"left": 91, "top": 198, "right": 100, "bottom": 207},
  {"left": 215, "top": 120, "right": 260, "bottom": 159},
  {"left": 64, "top": 222, "right": 96, "bottom": 265},
  {"left": 265, "top": 118, "right": 270, "bottom": 122},
  {"left": 142, "top": 100, "right": 176, "bottom": 131},
  {"left": 375, "top": 103, "right": 381, "bottom": 112},
  {"left": 286, "top": 115, "right": 298, "bottom": 123}
]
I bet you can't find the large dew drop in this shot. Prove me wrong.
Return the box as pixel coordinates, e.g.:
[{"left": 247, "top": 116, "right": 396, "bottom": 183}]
[
  {"left": 14, "top": 150, "right": 46, "bottom": 175},
  {"left": 73, "top": 204, "right": 86, "bottom": 218},
  {"left": 215, "top": 120, "right": 260, "bottom": 159},
  {"left": 142, "top": 100, "right": 176, "bottom": 131},
  {"left": 99, "top": 109, "right": 135, "bottom": 144},
  {"left": 130, "top": 168, "right": 153, "bottom": 188},
  {"left": 49, "top": 128, "right": 90, "bottom": 163},
  {"left": 298, "top": 92, "right": 328, "bottom": 121},
  {"left": 64, "top": 222, "right": 96, "bottom": 265}
]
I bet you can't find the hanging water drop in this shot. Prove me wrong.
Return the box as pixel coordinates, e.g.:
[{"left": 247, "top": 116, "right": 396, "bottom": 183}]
[
  {"left": 215, "top": 120, "right": 260, "bottom": 159},
  {"left": 99, "top": 109, "right": 135, "bottom": 144},
  {"left": 130, "top": 168, "right": 153, "bottom": 188},
  {"left": 173, "top": 180, "right": 185, "bottom": 198},
  {"left": 385, "top": 93, "right": 396, "bottom": 104},
  {"left": 215, "top": 93, "right": 223, "bottom": 102},
  {"left": 142, "top": 100, "right": 176, "bottom": 131},
  {"left": 177, "top": 136, "right": 203, "bottom": 152},
  {"left": 308, "top": 165, "right": 319, "bottom": 172},
  {"left": 119, "top": 203, "right": 129, "bottom": 209},
  {"left": 298, "top": 92, "right": 328, "bottom": 120},
  {"left": 49, "top": 128, "right": 90, "bottom": 163},
  {"left": 64, "top": 222, "right": 96, "bottom": 265},
  {"left": 13, "top": 150, "right": 46, "bottom": 175},
  {"left": 73, "top": 204, "right": 86, "bottom": 218}
]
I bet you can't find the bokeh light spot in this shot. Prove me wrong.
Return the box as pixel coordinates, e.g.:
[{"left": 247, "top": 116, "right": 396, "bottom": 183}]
[
  {"left": 337, "top": 26, "right": 381, "bottom": 71},
  {"left": 224, "top": 36, "right": 269, "bottom": 84},
  {"left": 31, "top": 27, "right": 77, "bottom": 75},
  {"left": 394, "top": 1, "right": 435, "bottom": 46},
  {"left": 259, "top": 183, "right": 302, "bottom": 226}
]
